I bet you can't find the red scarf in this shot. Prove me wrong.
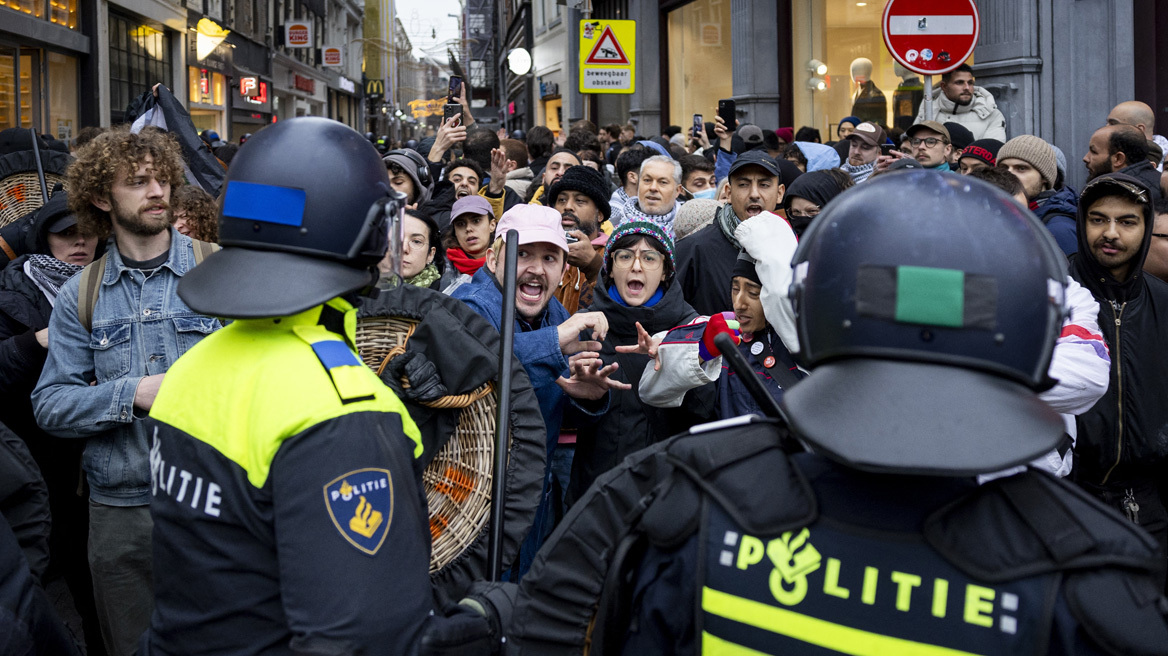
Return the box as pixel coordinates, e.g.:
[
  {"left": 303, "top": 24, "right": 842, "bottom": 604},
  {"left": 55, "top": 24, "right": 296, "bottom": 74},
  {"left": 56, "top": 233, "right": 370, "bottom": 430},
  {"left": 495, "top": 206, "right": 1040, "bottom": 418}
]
[{"left": 446, "top": 247, "right": 486, "bottom": 275}]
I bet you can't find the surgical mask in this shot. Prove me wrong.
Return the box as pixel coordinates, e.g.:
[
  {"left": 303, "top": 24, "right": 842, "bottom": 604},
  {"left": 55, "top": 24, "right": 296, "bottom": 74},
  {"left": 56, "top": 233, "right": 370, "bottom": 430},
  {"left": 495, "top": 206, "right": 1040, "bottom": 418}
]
[{"left": 691, "top": 187, "right": 718, "bottom": 200}]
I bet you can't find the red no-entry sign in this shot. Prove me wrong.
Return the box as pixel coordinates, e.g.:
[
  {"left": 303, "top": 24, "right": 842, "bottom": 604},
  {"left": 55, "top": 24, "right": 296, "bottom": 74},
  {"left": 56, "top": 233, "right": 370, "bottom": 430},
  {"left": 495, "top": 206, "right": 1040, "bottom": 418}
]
[{"left": 882, "top": 0, "right": 980, "bottom": 76}]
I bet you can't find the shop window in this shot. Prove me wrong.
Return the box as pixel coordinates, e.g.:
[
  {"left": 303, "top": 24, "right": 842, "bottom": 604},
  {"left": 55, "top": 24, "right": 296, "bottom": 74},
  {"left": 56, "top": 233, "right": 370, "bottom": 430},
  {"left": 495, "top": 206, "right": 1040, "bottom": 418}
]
[
  {"left": 189, "top": 67, "right": 226, "bottom": 106},
  {"left": 790, "top": 0, "right": 972, "bottom": 139},
  {"left": 18, "top": 53, "right": 33, "bottom": 128},
  {"left": 0, "top": 0, "right": 44, "bottom": 19},
  {"left": 47, "top": 52, "right": 77, "bottom": 139},
  {"left": 109, "top": 14, "right": 171, "bottom": 122},
  {"left": 48, "top": 0, "right": 78, "bottom": 30},
  {"left": 0, "top": 53, "right": 14, "bottom": 129},
  {"left": 667, "top": 0, "right": 732, "bottom": 129}
]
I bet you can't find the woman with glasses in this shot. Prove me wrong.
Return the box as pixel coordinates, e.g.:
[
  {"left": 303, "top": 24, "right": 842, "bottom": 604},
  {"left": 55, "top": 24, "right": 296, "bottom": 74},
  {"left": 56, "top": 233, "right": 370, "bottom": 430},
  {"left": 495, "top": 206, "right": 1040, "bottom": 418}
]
[{"left": 565, "top": 221, "right": 714, "bottom": 506}]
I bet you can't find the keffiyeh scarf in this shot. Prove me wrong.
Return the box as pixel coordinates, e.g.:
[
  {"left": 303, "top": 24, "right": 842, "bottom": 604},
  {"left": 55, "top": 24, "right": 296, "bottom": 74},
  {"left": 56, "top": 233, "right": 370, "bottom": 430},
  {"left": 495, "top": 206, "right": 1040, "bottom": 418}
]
[{"left": 24, "top": 254, "right": 83, "bottom": 306}]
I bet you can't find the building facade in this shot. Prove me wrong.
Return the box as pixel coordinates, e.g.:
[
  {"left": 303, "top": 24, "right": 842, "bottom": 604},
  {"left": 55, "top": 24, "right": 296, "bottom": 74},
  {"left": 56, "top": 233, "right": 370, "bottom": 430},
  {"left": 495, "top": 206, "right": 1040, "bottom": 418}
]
[
  {"left": 497, "top": 0, "right": 1165, "bottom": 191},
  {"left": 1, "top": 0, "right": 366, "bottom": 139}
]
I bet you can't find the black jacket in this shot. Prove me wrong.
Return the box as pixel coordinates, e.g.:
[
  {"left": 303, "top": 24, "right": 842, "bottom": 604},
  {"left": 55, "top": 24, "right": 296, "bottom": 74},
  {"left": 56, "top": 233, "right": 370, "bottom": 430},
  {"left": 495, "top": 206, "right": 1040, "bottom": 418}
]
[
  {"left": 1069, "top": 173, "right": 1168, "bottom": 485},
  {"left": 0, "top": 512, "right": 79, "bottom": 656},
  {"left": 674, "top": 216, "right": 739, "bottom": 317},
  {"left": 568, "top": 283, "right": 714, "bottom": 505},
  {"left": 0, "top": 256, "right": 52, "bottom": 404},
  {"left": 420, "top": 182, "right": 522, "bottom": 232},
  {"left": 0, "top": 422, "right": 50, "bottom": 585},
  {"left": 1119, "top": 160, "right": 1163, "bottom": 203}
]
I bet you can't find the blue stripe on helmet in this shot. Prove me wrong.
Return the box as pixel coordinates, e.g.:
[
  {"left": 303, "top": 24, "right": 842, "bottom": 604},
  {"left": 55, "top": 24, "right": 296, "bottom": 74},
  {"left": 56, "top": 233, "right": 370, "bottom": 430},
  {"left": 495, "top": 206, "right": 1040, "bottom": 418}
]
[{"left": 222, "top": 180, "right": 307, "bottom": 226}]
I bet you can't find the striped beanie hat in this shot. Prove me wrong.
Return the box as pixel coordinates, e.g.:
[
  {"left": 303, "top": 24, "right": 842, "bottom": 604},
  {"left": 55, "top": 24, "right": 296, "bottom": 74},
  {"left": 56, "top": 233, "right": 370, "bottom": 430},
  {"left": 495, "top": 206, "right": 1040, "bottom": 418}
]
[{"left": 603, "top": 221, "right": 676, "bottom": 274}]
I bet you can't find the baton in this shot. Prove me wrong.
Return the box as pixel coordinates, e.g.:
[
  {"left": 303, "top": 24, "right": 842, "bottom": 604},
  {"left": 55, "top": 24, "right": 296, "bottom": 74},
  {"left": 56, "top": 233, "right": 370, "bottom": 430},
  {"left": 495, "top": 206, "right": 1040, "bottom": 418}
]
[
  {"left": 715, "top": 332, "right": 788, "bottom": 424},
  {"left": 488, "top": 228, "right": 519, "bottom": 580},
  {"left": 29, "top": 128, "right": 49, "bottom": 203}
]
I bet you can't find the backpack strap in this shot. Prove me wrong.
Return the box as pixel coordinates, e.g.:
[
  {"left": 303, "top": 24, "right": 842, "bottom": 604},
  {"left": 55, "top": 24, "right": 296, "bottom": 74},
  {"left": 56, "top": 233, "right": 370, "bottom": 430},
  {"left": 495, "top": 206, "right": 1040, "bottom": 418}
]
[
  {"left": 190, "top": 238, "right": 220, "bottom": 265},
  {"left": 77, "top": 251, "right": 109, "bottom": 333},
  {"left": 76, "top": 240, "right": 218, "bottom": 333}
]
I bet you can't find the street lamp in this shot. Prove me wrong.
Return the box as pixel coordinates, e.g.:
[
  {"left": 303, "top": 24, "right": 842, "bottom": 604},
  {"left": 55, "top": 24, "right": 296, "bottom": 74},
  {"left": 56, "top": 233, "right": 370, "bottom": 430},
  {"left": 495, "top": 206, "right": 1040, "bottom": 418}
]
[{"left": 507, "top": 48, "right": 532, "bottom": 76}]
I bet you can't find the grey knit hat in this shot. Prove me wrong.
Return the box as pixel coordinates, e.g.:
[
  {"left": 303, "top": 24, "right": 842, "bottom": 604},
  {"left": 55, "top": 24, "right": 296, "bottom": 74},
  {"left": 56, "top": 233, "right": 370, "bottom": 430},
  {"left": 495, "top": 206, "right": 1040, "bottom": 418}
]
[
  {"left": 997, "top": 136, "right": 1057, "bottom": 190},
  {"left": 674, "top": 198, "right": 721, "bottom": 240}
]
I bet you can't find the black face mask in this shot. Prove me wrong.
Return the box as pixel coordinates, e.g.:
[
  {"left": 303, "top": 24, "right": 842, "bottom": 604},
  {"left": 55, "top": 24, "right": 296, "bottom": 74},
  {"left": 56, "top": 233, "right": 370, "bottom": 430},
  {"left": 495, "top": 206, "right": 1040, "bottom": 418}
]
[{"left": 788, "top": 215, "right": 813, "bottom": 237}]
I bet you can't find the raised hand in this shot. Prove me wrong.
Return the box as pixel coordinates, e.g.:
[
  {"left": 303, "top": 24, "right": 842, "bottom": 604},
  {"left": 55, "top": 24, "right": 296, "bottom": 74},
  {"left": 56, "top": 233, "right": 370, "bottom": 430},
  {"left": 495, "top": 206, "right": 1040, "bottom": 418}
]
[
  {"left": 556, "top": 351, "right": 632, "bottom": 400},
  {"left": 614, "top": 321, "right": 664, "bottom": 370},
  {"left": 557, "top": 311, "right": 609, "bottom": 355}
]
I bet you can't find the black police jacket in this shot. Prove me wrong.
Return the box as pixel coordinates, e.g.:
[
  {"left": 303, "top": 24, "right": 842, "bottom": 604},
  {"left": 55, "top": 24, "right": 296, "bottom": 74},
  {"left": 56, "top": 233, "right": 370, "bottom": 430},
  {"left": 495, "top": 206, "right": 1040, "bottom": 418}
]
[{"left": 490, "top": 418, "right": 1168, "bottom": 655}]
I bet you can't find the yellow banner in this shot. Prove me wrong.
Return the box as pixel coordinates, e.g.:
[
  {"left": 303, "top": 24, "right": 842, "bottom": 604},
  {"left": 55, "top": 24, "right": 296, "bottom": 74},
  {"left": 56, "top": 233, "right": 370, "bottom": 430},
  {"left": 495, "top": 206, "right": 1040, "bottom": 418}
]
[{"left": 409, "top": 98, "right": 447, "bottom": 118}]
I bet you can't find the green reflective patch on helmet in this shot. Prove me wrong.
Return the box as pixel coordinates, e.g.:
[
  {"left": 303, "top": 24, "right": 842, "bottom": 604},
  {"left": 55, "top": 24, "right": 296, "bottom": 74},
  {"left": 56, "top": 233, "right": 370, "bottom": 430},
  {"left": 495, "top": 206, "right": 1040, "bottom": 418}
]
[{"left": 895, "top": 266, "right": 965, "bottom": 328}]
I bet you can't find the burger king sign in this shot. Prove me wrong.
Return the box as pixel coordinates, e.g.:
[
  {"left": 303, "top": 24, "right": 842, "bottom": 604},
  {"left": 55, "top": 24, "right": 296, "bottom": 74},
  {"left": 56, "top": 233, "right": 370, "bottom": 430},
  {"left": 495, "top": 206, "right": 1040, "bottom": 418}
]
[{"left": 285, "top": 21, "right": 312, "bottom": 48}]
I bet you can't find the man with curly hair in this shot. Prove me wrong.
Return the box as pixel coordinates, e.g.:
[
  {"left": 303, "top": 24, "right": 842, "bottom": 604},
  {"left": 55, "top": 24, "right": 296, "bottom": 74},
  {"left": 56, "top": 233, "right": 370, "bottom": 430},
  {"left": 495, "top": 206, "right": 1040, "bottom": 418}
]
[{"left": 32, "top": 126, "right": 220, "bottom": 656}]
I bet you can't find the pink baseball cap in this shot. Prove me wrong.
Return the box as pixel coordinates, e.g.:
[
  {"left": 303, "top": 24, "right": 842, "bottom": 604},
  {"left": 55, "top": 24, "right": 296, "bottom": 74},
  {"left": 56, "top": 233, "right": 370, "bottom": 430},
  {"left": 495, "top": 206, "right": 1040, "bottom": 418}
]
[{"left": 493, "top": 205, "right": 569, "bottom": 253}]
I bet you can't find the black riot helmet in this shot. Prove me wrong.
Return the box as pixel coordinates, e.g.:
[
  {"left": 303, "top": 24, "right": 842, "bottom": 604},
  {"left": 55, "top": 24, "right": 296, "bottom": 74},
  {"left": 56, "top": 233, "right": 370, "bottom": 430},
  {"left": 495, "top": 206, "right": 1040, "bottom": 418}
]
[
  {"left": 179, "top": 117, "right": 406, "bottom": 319},
  {"left": 782, "top": 171, "right": 1069, "bottom": 476}
]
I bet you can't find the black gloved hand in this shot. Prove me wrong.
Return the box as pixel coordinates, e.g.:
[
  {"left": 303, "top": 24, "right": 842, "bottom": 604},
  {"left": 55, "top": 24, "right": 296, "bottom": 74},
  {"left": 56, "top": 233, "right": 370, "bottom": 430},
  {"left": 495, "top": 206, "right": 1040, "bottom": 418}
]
[
  {"left": 382, "top": 350, "right": 447, "bottom": 403},
  {"left": 417, "top": 603, "right": 496, "bottom": 656}
]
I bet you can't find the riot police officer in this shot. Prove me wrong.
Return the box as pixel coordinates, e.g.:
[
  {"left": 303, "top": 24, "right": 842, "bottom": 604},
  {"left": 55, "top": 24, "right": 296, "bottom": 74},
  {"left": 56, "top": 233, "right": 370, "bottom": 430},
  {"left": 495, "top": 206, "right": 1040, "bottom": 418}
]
[
  {"left": 140, "top": 118, "right": 487, "bottom": 654},
  {"left": 467, "top": 171, "right": 1168, "bottom": 654}
]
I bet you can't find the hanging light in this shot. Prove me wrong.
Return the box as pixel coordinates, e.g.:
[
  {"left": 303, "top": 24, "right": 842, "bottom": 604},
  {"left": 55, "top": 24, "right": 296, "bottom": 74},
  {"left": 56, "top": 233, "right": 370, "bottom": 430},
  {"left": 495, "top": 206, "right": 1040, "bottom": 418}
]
[{"left": 507, "top": 48, "right": 532, "bottom": 76}]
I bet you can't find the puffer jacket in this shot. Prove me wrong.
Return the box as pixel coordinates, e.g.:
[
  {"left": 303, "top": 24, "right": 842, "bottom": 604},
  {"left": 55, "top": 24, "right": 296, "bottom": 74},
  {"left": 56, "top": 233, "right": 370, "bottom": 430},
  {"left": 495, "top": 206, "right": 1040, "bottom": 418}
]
[
  {"left": 505, "top": 167, "right": 534, "bottom": 198},
  {"left": 568, "top": 283, "right": 713, "bottom": 505},
  {"left": 914, "top": 85, "right": 1007, "bottom": 142},
  {"left": 1032, "top": 186, "right": 1079, "bottom": 256},
  {"left": 1069, "top": 173, "right": 1168, "bottom": 486}
]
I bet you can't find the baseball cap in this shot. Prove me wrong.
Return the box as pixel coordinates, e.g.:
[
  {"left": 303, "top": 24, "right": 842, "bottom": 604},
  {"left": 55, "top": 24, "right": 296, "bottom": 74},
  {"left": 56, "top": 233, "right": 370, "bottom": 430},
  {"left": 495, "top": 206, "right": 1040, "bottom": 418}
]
[
  {"left": 906, "top": 120, "right": 951, "bottom": 142},
  {"left": 738, "top": 124, "right": 765, "bottom": 148},
  {"left": 451, "top": 195, "right": 494, "bottom": 222},
  {"left": 886, "top": 158, "right": 924, "bottom": 171},
  {"left": 846, "top": 121, "right": 886, "bottom": 148},
  {"left": 493, "top": 205, "right": 569, "bottom": 253},
  {"left": 728, "top": 150, "right": 782, "bottom": 180}
]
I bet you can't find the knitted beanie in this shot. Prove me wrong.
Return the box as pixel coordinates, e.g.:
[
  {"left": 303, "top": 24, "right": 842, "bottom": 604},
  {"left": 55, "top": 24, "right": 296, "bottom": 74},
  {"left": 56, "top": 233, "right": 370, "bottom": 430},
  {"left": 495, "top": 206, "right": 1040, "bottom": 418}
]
[
  {"left": 998, "top": 135, "right": 1057, "bottom": 190},
  {"left": 959, "top": 139, "right": 1003, "bottom": 168},
  {"left": 546, "top": 165, "right": 612, "bottom": 220},
  {"left": 604, "top": 220, "right": 676, "bottom": 274},
  {"left": 674, "top": 198, "right": 721, "bottom": 240}
]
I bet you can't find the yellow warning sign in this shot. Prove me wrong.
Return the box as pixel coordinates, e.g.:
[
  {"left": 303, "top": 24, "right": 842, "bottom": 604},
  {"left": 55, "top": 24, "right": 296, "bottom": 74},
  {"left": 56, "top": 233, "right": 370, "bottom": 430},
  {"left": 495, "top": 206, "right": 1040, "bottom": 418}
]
[{"left": 579, "top": 20, "right": 635, "bottom": 94}]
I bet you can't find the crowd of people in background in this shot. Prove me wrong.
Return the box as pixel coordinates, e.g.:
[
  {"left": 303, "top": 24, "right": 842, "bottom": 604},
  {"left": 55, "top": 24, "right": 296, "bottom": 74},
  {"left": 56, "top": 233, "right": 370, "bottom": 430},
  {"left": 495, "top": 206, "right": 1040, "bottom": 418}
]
[{"left": 2, "top": 59, "right": 1168, "bottom": 653}]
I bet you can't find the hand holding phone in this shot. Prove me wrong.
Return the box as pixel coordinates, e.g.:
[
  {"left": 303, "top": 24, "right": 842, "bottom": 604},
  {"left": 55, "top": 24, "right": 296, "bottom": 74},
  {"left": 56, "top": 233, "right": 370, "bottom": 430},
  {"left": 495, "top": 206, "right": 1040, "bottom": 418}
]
[
  {"left": 692, "top": 113, "right": 703, "bottom": 138},
  {"left": 448, "top": 76, "right": 463, "bottom": 102},
  {"left": 717, "top": 99, "right": 737, "bottom": 133},
  {"left": 443, "top": 102, "right": 462, "bottom": 128}
]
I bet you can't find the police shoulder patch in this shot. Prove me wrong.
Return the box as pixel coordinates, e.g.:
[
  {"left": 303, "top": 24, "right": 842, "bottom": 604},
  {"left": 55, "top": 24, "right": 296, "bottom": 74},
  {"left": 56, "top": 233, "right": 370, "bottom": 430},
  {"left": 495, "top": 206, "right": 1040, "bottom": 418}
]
[{"left": 323, "top": 468, "right": 394, "bottom": 555}]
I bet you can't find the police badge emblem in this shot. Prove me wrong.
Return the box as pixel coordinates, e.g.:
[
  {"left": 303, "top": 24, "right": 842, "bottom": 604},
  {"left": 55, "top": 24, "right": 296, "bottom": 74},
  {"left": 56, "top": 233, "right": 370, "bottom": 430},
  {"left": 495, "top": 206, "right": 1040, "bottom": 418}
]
[{"left": 324, "top": 468, "right": 394, "bottom": 555}]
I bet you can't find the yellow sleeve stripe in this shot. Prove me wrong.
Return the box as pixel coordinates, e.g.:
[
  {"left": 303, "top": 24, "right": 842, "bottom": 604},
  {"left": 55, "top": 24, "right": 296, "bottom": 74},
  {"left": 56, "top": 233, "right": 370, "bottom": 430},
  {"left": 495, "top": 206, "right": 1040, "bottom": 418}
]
[{"left": 701, "top": 587, "right": 987, "bottom": 656}]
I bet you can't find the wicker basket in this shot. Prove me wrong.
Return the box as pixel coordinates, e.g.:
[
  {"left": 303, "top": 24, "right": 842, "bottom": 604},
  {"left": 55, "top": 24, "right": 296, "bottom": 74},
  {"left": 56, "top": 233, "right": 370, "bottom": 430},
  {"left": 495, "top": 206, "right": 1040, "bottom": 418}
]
[
  {"left": 0, "top": 171, "right": 66, "bottom": 228},
  {"left": 356, "top": 315, "right": 508, "bottom": 572}
]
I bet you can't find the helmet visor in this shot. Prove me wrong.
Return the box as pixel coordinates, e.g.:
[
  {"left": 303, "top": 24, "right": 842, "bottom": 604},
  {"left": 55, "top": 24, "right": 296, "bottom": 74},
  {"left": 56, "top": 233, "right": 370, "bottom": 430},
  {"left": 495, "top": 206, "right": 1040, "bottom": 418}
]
[{"left": 357, "top": 191, "right": 406, "bottom": 284}]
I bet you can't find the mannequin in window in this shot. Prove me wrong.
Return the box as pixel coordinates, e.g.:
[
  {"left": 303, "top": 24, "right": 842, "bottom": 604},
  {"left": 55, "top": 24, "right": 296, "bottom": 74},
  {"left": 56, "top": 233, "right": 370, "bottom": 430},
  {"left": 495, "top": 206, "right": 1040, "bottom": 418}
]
[
  {"left": 850, "top": 57, "right": 887, "bottom": 126},
  {"left": 892, "top": 63, "right": 924, "bottom": 131}
]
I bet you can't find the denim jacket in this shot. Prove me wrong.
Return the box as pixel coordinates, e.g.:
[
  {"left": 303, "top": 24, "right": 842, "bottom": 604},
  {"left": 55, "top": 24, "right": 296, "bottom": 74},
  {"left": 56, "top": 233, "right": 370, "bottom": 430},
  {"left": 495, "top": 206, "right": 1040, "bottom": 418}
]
[{"left": 32, "top": 230, "right": 220, "bottom": 506}]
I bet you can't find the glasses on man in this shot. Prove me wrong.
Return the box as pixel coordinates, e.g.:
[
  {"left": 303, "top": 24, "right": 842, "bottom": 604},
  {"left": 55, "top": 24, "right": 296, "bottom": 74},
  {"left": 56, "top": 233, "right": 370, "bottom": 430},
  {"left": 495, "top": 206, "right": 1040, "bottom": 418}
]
[
  {"left": 910, "top": 137, "right": 947, "bottom": 148},
  {"left": 611, "top": 248, "right": 664, "bottom": 271},
  {"left": 786, "top": 207, "right": 821, "bottom": 221}
]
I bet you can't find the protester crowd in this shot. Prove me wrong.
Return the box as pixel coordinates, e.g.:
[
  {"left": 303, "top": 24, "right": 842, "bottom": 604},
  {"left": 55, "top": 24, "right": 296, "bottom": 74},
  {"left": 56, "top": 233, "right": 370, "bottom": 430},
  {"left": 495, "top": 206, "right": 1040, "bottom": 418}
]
[{"left": 2, "top": 60, "right": 1168, "bottom": 653}]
